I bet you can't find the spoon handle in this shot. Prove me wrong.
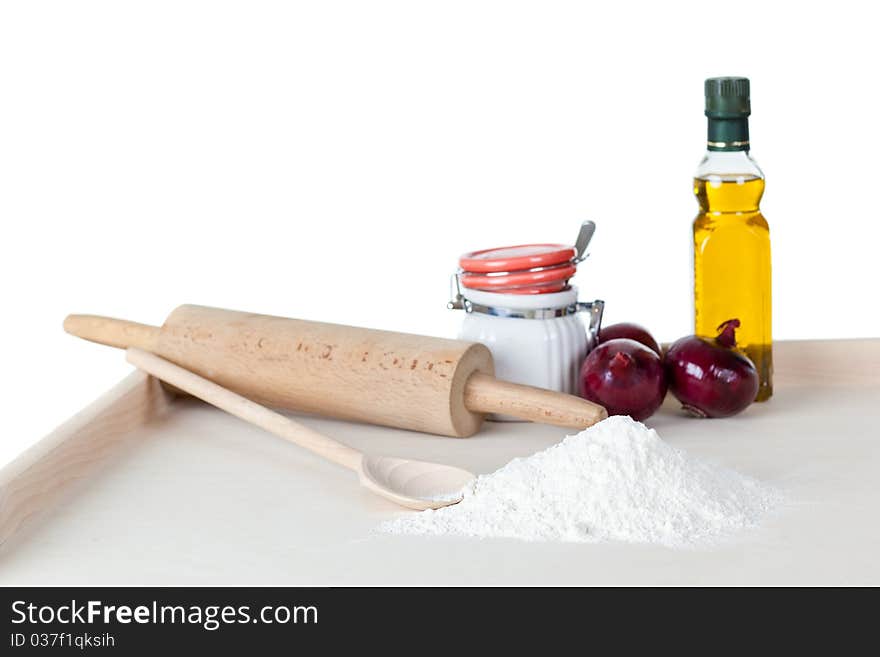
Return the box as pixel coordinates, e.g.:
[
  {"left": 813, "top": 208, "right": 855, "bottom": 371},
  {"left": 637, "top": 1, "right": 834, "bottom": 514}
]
[
  {"left": 573, "top": 220, "right": 596, "bottom": 262},
  {"left": 125, "top": 348, "right": 364, "bottom": 471}
]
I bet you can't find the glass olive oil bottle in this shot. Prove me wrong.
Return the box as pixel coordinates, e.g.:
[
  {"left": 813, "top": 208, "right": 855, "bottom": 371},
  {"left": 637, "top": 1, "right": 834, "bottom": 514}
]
[{"left": 693, "top": 77, "right": 772, "bottom": 401}]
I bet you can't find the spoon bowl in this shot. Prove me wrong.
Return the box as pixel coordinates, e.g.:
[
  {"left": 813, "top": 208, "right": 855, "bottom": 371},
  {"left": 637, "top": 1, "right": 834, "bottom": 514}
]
[{"left": 359, "top": 455, "right": 475, "bottom": 510}]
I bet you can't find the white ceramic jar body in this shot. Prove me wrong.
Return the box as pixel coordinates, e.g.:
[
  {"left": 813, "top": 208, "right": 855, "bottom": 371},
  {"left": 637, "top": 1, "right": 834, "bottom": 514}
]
[{"left": 456, "top": 287, "right": 600, "bottom": 408}]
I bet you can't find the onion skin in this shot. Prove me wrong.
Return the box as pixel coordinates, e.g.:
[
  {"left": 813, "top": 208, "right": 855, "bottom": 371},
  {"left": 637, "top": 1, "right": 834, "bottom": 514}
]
[
  {"left": 665, "top": 320, "right": 759, "bottom": 418},
  {"left": 597, "top": 322, "right": 662, "bottom": 355},
  {"left": 579, "top": 338, "right": 667, "bottom": 421}
]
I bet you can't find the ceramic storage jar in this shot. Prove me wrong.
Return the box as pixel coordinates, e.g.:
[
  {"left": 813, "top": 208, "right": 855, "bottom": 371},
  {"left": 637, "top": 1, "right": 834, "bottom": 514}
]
[{"left": 449, "top": 223, "right": 604, "bottom": 414}]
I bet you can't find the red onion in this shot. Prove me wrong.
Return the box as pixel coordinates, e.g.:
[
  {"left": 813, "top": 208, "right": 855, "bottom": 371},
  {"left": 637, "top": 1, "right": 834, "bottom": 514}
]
[
  {"left": 665, "top": 319, "right": 759, "bottom": 418},
  {"left": 597, "top": 322, "right": 662, "bottom": 355},
  {"left": 579, "top": 338, "right": 667, "bottom": 421}
]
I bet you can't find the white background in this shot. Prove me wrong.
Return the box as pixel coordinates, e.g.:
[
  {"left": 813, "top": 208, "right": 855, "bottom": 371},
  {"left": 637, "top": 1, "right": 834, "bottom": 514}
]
[{"left": 1, "top": 0, "right": 877, "bottom": 467}]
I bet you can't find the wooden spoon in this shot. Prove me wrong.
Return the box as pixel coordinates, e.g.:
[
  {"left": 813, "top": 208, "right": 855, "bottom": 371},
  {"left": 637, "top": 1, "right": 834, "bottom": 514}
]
[{"left": 125, "top": 348, "right": 474, "bottom": 511}]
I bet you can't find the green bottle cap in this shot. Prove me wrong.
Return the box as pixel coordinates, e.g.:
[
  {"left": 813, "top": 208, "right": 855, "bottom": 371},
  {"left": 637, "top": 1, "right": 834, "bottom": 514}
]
[{"left": 705, "top": 77, "right": 750, "bottom": 118}]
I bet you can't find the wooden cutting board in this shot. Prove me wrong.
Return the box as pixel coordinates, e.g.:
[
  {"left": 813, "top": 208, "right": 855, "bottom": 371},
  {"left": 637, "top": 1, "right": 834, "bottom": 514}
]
[{"left": 1, "top": 339, "right": 878, "bottom": 585}]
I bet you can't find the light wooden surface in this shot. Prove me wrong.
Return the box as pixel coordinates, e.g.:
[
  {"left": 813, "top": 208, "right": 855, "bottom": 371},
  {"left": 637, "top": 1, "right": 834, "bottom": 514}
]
[
  {"left": 65, "top": 305, "right": 606, "bottom": 436},
  {"left": 0, "top": 371, "right": 172, "bottom": 550},
  {"left": 1, "top": 338, "right": 878, "bottom": 585},
  {"left": 773, "top": 337, "right": 880, "bottom": 388},
  {"left": 125, "top": 348, "right": 474, "bottom": 510}
]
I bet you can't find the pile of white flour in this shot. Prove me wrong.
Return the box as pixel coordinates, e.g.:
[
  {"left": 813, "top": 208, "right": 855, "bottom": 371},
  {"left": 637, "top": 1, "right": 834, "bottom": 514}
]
[{"left": 380, "top": 416, "right": 782, "bottom": 548}]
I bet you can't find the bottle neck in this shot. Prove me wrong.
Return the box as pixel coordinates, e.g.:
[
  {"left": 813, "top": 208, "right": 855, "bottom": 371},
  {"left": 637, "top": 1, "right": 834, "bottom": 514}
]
[
  {"left": 696, "top": 149, "right": 763, "bottom": 178},
  {"left": 707, "top": 117, "right": 749, "bottom": 152},
  {"left": 693, "top": 150, "right": 765, "bottom": 213}
]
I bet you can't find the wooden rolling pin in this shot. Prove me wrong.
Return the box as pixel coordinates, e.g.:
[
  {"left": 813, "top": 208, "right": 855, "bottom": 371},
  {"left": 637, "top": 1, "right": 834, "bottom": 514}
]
[{"left": 64, "top": 305, "right": 607, "bottom": 437}]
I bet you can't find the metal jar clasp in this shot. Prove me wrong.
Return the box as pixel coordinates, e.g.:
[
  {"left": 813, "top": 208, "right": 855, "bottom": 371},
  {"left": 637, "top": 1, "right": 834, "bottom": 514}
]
[{"left": 448, "top": 274, "right": 604, "bottom": 332}]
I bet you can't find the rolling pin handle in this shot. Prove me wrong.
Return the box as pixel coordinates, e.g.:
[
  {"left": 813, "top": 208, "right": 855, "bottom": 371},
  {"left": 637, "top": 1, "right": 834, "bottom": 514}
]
[
  {"left": 63, "top": 314, "right": 161, "bottom": 351},
  {"left": 463, "top": 372, "right": 607, "bottom": 431}
]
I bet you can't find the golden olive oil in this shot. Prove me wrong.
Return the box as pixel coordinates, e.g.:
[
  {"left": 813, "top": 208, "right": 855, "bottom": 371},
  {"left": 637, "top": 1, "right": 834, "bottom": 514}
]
[
  {"left": 695, "top": 77, "right": 772, "bottom": 402},
  {"left": 693, "top": 174, "right": 772, "bottom": 400}
]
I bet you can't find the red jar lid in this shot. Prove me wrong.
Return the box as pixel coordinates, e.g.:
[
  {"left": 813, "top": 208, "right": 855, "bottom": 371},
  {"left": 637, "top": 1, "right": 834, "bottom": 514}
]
[
  {"left": 459, "top": 244, "right": 577, "bottom": 274},
  {"left": 459, "top": 261, "right": 577, "bottom": 294}
]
